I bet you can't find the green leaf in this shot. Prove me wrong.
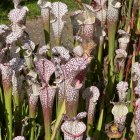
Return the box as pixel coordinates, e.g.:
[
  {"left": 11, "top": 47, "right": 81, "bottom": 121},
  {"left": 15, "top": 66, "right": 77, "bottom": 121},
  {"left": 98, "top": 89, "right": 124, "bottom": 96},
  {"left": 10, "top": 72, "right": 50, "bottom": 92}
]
[{"left": 51, "top": 100, "right": 66, "bottom": 140}]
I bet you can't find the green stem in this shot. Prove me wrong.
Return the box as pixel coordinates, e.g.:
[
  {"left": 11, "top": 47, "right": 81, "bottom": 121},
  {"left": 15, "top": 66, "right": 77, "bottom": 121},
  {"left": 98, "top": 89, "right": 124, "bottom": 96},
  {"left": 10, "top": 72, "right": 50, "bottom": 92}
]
[
  {"left": 44, "top": 27, "right": 50, "bottom": 45},
  {"left": 43, "top": 108, "right": 51, "bottom": 140},
  {"left": 43, "top": 9, "right": 51, "bottom": 57},
  {"left": 94, "top": 97, "right": 104, "bottom": 140},
  {"left": 66, "top": 99, "right": 79, "bottom": 118},
  {"left": 24, "top": 55, "right": 36, "bottom": 140},
  {"left": 108, "top": 22, "right": 117, "bottom": 71},
  {"left": 3, "top": 85, "right": 12, "bottom": 140},
  {"left": 87, "top": 104, "right": 96, "bottom": 137},
  {"left": 57, "top": 98, "right": 64, "bottom": 117},
  {"left": 106, "top": 75, "right": 115, "bottom": 123},
  {"left": 55, "top": 37, "right": 61, "bottom": 46},
  {"left": 13, "top": 93, "right": 22, "bottom": 136},
  {"left": 123, "top": 47, "right": 135, "bottom": 139},
  {"left": 64, "top": 87, "right": 79, "bottom": 118},
  {"left": 0, "top": 87, "right": 3, "bottom": 105},
  {"left": 107, "top": 20, "right": 117, "bottom": 104},
  {"left": 29, "top": 105, "right": 36, "bottom": 140},
  {"left": 43, "top": 13, "right": 50, "bottom": 45},
  {"left": 129, "top": 46, "right": 135, "bottom": 111},
  {"left": 125, "top": 0, "right": 134, "bottom": 30},
  {"left": 51, "top": 100, "right": 66, "bottom": 140},
  {"left": 55, "top": 98, "right": 64, "bottom": 140},
  {"left": 0, "top": 86, "right": 4, "bottom": 123},
  {"left": 94, "top": 108, "right": 104, "bottom": 140},
  {"left": 130, "top": 118, "right": 136, "bottom": 140},
  {"left": 106, "top": 30, "right": 116, "bottom": 125},
  {"left": 107, "top": 22, "right": 117, "bottom": 107},
  {"left": 118, "top": 67, "right": 124, "bottom": 81},
  {"left": 137, "top": 10, "right": 140, "bottom": 33},
  {"left": 24, "top": 54, "right": 34, "bottom": 70},
  {"left": 97, "top": 38, "right": 104, "bottom": 77}
]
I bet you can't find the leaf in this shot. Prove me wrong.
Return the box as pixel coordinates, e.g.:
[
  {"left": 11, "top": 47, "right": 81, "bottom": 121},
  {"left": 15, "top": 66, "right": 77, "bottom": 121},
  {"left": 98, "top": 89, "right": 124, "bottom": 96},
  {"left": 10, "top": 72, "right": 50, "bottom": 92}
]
[
  {"left": 51, "top": 100, "right": 66, "bottom": 140},
  {"left": 35, "top": 58, "right": 55, "bottom": 84},
  {"left": 137, "top": 17, "right": 140, "bottom": 34}
]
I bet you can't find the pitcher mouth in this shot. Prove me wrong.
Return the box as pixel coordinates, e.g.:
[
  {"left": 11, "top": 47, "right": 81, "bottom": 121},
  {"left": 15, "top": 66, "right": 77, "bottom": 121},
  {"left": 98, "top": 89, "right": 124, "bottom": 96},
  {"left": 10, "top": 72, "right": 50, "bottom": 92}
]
[
  {"left": 61, "top": 121, "right": 86, "bottom": 138},
  {"left": 110, "top": 0, "right": 121, "bottom": 9}
]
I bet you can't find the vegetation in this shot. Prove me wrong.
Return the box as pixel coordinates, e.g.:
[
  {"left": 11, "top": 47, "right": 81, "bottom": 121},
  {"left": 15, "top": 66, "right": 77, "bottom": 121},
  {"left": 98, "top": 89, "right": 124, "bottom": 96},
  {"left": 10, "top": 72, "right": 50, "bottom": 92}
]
[
  {"left": 0, "top": 0, "right": 80, "bottom": 24},
  {"left": 0, "top": 0, "right": 140, "bottom": 140}
]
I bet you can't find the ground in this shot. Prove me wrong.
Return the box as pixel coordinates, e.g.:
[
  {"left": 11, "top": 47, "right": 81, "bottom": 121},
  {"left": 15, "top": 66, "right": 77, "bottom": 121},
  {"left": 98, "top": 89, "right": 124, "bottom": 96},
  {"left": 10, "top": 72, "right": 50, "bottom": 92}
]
[
  {"left": 26, "top": 13, "right": 75, "bottom": 51},
  {"left": 0, "top": 0, "right": 90, "bottom": 50}
]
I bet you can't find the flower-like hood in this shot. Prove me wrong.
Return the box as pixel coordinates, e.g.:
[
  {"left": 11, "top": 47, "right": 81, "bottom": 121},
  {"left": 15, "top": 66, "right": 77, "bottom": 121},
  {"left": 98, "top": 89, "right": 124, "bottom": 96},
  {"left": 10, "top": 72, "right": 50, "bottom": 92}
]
[
  {"left": 8, "top": 6, "right": 29, "bottom": 24},
  {"left": 61, "top": 57, "right": 88, "bottom": 82},
  {"left": 35, "top": 58, "right": 56, "bottom": 84}
]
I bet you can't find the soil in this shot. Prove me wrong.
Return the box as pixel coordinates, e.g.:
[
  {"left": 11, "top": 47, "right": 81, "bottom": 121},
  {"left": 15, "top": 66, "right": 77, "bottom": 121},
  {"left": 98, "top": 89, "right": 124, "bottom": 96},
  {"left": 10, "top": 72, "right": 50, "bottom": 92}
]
[
  {"left": 26, "top": 13, "right": 75, "bottom": 51},
  {"left": 26, "top": 17, "right": 45, "bottom": 46}
]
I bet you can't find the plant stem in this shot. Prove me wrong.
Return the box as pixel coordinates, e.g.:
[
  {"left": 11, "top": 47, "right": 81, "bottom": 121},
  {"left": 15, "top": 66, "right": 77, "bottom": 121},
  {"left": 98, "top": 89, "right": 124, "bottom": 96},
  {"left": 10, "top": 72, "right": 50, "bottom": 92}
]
[
  {"left": 87, "top": 104, "right": 96, "bottom": 137},
  {"left": 125, "top": 0, "right": 133, "bottom": 30},
  {"left": 66, "top": 98, "right": 79, "bottom": 118},
  {"left": 107, "top": 20, "right": 117, "bottom": 125},
  {"left": 97, "top": 37, "right": 104, "bottom": 78},
  {"left": 3, "top": 85, "right": 12, "bottom": 140},
  {"left": 108, "top": 22, "right": 117, "bottom": 73},
  {"left": 44, "top": 16, "right": 50, "bottom": 45},
  {"left": 123, "top": 46, "right": 135, "bottom": 139},
  {"left": 0, "top": 86, "right": 3, "bottom": 105},
  {"left": 42, "top": 9, "right": 51, "bottom": 56},
  {"left": 107, "top": 20, "right": 117, "bottom": 100},
  {"left": 137, "top": 10, "right": 140, "bottom": 33},
  {"left": 118, "top": 67, "right": 124, "bottom": 81},
  {"left": 40, "top": 87, "right": 56, "bottom": 140},
  {"left": 130, "top": 45, "right": 135, "bottom": 110},
  {"left": 43, "top": 108, "right": 51, "bottom": 140},
  {"left": 57, "top": 97, "right": 64, "bottom": 116},
  {"left": 94, "top": 96, "right": 104, "bottom": 140},
  {"left": 55, "top": 97, "right": 64, "bottom": 140},
  {"left": 55, "top": 37, "right": 61, "bottom": 46},
  {"left": 51, "top": 100, "right": 66, "bottom": 140},
  {"left": 13, "top": 93, "right": 22, "bottom": 136},
  {"left": 0, "top": 86, "right": 4, "bottom": 123},
  {"left": 24, "top": 55, "right": 36, "bottom": 140},
  {"left": 29, "top": 104, "right": 36, "bottom": 140},
  {"left": 24, "top": 54, "right": 34, "bottom": 70}
]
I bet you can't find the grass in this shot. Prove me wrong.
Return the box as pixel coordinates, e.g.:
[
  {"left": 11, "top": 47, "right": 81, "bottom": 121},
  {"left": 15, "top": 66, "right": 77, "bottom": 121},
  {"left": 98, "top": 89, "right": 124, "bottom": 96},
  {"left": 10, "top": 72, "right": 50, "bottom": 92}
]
[
  {"left": 0, "top": 0, "right": 80, "bottom": 24},
  {"left": 51, "top": 0, "right": 79, "bottom": 11},
  {"left": 0, "top": 0, "right": 93, "bottom": 24}
]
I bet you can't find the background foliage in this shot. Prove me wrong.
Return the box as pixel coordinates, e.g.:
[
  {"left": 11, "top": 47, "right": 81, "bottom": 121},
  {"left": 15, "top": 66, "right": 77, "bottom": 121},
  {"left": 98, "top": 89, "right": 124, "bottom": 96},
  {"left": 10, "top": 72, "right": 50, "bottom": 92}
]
[{"left": 0, "top": 0, "right": 83, "bottom": 24}]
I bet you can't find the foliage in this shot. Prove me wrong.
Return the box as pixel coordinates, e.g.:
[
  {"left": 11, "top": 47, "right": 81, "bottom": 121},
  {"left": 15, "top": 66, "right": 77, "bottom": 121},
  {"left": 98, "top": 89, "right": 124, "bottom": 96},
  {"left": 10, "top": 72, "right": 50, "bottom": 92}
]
[{"left": 0, "top": 0, "right": 140, "bottom": 140}]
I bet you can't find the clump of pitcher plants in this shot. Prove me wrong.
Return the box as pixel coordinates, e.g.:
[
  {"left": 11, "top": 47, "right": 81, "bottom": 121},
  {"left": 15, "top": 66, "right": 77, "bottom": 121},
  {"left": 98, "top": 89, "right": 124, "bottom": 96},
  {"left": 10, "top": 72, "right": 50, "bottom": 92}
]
[{"left": 0, "top": 0, "right": 140, "bottom": 139}]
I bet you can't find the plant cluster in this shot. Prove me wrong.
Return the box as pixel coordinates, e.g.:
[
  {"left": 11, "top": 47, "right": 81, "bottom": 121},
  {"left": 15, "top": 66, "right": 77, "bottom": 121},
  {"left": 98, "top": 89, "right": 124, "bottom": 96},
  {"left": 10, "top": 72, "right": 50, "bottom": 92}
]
[{"left": 0, "top": 0, "right": 140, "bottom": 140}]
